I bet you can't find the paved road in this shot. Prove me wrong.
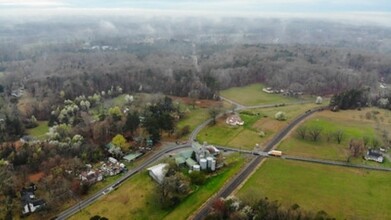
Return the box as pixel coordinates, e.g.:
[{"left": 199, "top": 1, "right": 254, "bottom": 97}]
[
  {"left": 191, "top": 107, "right": 323, "bottom": 220},
  {"left": 284, "top": 155, "right": 391, "bottom": 172},
  {"left": 217, "top": 146, "right": 391, "bottom": 172},
  {"left": 55, "top": 144, "right": 191, "bottom": 220},
  {"left": 219, "top": 96, "right": 245, "bottom": 109}
]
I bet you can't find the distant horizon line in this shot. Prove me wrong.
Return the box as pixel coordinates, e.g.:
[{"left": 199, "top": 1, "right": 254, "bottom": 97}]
[{"left": 1, "top": 8, "right": 391, "bottom": 27}]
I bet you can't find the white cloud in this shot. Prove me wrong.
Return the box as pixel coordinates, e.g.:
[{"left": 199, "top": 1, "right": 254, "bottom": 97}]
[
  {"left": 0, "top": 0, "right": 68, "bottom": 7},
  {"left": 0, "top": 1, "right": 390, "bottom": 27}
]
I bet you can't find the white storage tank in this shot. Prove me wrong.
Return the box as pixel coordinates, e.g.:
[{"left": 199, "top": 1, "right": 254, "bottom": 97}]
[
  {"left": 200, "top": 158, "right": 207, "bottom": 170},
  {"left": 193, "top": 165, "right": 200, "bottom": 171},
  {"left": 211, "top": 159, "right": 216, "bottom": 171},
  {"left": 206, "top": 157, "right": 213, "bottom": 169}
]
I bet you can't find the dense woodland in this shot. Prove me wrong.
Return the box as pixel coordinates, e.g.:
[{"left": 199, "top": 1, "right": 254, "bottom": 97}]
[
  {"left": 1, "top": 42, "right": 390, "bottom": 121},
  {"left": 0, "top": 16, "right": 391, "bottom": 218}
]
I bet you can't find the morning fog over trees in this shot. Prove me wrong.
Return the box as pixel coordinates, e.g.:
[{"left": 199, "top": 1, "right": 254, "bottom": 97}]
[{"left": 1, "top": 0, "right": 391, "bottom": 219}]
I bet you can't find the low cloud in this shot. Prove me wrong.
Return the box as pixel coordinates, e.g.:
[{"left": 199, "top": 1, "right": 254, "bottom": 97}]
[{"left": 0, "top": 0, "right": 68, "bottom": 7}]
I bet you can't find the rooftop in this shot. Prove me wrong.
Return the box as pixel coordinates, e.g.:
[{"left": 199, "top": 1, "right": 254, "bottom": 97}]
[{"left": 123, "top": 152, "right": 143, "bottom": 162}]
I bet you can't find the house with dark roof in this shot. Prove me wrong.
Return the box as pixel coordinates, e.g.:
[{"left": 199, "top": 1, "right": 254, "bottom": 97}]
[
  {"left": 364, "top": 149, "right": 384, "bottom": 163},
  {"left": 20, "top": 184, "right": 46, "bottom": 215}
]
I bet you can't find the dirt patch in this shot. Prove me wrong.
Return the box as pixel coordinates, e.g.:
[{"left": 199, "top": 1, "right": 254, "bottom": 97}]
[
  {"left": 14, "top": 140, "right": 23, "bottom": 150},
  {"left": 171, "top": 96, "right": 222, "bottom": 108},
  {"left": 28, "top": 172, "right": 45, "bottom": 182}
]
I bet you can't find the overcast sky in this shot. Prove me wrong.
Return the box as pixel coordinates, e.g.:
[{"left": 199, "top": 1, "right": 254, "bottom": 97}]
[{"left": 1, "top": 0, "right": 391, "bottom": 26}]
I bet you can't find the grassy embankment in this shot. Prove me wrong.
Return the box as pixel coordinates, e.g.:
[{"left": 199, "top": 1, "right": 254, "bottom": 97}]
[
  {"left": 237, "top": 159, "right": 391, "bottom": 220},
  {"left": 70, "top": 153, "right": 246, "bottom": 220}
]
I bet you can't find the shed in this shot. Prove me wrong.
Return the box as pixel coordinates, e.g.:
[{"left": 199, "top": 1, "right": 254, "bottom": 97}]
[
  {"left": 175, "top": 156, "right": 186, "bottom": 166},
  {"left": 147, "top": 163, "right": 168, "bottom": 184},
  {"left": 123, "top": 152, "right": 143, "bottom": 162},
  {"left": 185, "top": 158, "right": 197, "bottom": 168},
  {"left": 179, "top": 149, "right": 194, "bottom": 159}
]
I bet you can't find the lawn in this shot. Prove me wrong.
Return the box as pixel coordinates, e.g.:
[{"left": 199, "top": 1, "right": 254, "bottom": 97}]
[
  {"left": 70, "top": 172, "right": 168, "bottom": 220},
  {"left": 197, "top": 112, "right": 263, "bottom": 150},
  {"left": 176, "top": 107, "right": 209, "bottom": 139},
  {"left": 236, "top": 159, "right": 391, "bottom": 220},
  {"left": 220, "top": 83, "right": 302, "bottom": 106},
  {"left": 70, "top": 153, "right": 246, "bottom": 220},
  {"left": 197, "top": 103, "right": 322, "bottom": 150},
  {"left": 26, "top": 121, "right": 49, "bottom": 138},
  {"left": 277, "top": 108, "right": 391, "bottom": 163}
]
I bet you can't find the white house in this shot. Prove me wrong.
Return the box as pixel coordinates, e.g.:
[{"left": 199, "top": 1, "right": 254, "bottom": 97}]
[{"left": 226, "top": 114, "right": 244, "bottom": 126}]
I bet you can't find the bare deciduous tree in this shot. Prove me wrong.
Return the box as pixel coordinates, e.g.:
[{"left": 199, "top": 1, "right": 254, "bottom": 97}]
[
  {"left": 334, "top": 130, "right": 344, "bottom": 144},
  {"left": 308, "top": 126, "right": 323, "bottom": 142},
  {"left": 349, "top": 139, "right": 365, "bottom": 158},
  {"left": 296, "top": 126, "right": 307, "bottom": 139}
]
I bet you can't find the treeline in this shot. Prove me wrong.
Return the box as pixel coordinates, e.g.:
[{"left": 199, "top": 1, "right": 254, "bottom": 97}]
[
  {"left": 329, "top": 87, "right": 391, "bottom": 111},
  {"left": 1, "top": 43, "right": 389, "bottom": 116},
  {"left": 330, "top": 88, "right": 370, "bottom": 110}
]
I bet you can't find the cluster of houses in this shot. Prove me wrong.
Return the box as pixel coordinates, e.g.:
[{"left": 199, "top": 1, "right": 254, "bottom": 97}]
[
  {"left": 79, "top": 157, "right": 126, "bottom": 185},
  {"left": 21, "top": 184, "right": 46, "bottom": 216},
  {"left": 148, "top": 142, "right": 222, "bottom": 184},
  {"left": 262, "top": 87, "right": 303, "bottom": 97},
  {"left": 81, "top": 43, "right": 119, "bottom": 51}
]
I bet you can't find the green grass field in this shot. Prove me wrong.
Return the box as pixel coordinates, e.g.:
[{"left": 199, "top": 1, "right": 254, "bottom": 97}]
[
  {"left": 71, "top": 153, "right": 245, "bottom": 220},
  {"left": 237, "top": 159, "right": 391, "bottom": 220},
  {"left": 220, "top": 83, "right": 301, "bottom": 106},
  {"left": 197, "top": 103, "right": 322, "bottom": 150},
  {"left": 26, "top": 121, "right": 49, "bottom": 138},
  {"left": 197, "top": 112, "right": 263, "bottom": 150},
  {"left": 177, "top": 107, "right": 209, "bottom": 139},
  {"left": 70, "top": 171, "right": 167, "bottom": 220},
  {"left": 277, "top": 108, "right": 391, "bottom": 163}
]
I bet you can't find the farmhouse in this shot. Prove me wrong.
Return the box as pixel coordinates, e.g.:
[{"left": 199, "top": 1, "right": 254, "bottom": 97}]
[
  {"left": 20, "top": 185, "right": 46, "bottom": 215},
  {"left": 364, "top": 149, "right": 384, "bottom": 163},
  {"left": 147, "top": 163, "right": 168, "bottom": 184},
  {"left": 226, "top": 114, "right": 244, "bottom": 126}
]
